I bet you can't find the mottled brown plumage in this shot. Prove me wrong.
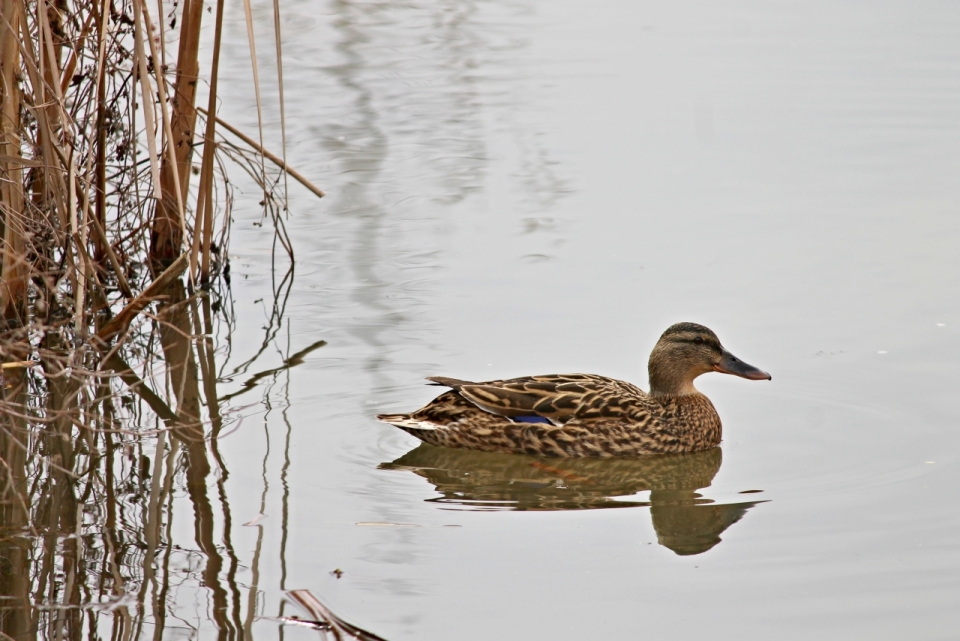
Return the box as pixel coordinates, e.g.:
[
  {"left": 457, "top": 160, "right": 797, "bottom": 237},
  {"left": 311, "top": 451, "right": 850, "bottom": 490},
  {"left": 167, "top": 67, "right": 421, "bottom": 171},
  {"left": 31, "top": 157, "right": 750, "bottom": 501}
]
[{"left": 377, "top": 323, "right": 770, "bottom": 457}]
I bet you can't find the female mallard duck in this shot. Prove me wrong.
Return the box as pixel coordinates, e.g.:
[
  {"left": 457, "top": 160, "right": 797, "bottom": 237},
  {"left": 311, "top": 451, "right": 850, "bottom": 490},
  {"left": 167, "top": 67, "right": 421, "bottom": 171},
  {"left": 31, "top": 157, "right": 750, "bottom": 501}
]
[{"left": 377, "top": 322, "right": 770, "bottom": 457}]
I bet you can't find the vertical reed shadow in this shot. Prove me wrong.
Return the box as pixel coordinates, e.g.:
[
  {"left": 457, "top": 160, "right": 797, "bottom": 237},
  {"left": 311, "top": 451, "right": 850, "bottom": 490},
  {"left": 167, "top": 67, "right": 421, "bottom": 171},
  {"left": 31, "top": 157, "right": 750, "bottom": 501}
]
[
  {"left": 0, "top": 365, "right": 33, "bottom": 641},
  {"left": 156, "top": 280, "right": 236, "bottom": 640}
]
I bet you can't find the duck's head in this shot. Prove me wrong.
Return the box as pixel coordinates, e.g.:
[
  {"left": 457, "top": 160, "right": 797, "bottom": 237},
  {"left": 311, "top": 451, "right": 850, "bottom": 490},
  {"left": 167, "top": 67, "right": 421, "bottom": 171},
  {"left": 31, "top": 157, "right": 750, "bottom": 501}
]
[{"left": 648, "top": 322, "right": 771, "bottom": 396}]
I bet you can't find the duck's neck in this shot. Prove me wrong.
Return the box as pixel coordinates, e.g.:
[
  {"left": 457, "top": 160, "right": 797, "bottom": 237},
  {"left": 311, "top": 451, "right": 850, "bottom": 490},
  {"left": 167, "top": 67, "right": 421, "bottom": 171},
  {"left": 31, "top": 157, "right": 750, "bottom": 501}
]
[
  {"left": 648, "top": 360, "right": 702, "bottom": 397},
  {"left": 649, "top": 379, "right": 701, "bottom": 397}
]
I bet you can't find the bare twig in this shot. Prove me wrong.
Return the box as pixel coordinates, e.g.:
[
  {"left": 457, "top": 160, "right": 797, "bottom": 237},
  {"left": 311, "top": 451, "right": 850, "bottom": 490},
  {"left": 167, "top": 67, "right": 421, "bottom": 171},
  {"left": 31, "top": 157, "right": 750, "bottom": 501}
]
[
  {"left": 198, "top": 107, "right": 326, "bottom": 199},
  {"left": 94, "top": 252, "right": 189, "bottom": 344},
  {"left": 286, "top": 590, "right": 388, "bottom": 641}
]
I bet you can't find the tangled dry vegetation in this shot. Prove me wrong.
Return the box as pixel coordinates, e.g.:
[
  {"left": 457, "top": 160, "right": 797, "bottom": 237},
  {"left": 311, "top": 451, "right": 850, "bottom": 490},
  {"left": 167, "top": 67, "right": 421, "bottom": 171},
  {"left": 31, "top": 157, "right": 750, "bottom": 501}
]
[{"left": 0, "top": 0, "right": 320, "bottom": 637}]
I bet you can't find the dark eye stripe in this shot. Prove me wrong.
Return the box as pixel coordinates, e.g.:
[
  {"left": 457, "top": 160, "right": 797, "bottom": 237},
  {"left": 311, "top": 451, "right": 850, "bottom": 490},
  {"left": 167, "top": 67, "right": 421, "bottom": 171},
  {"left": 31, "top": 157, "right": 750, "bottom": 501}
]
[{"left": 678, "top": 336, "right": 722, "bottom": 350}]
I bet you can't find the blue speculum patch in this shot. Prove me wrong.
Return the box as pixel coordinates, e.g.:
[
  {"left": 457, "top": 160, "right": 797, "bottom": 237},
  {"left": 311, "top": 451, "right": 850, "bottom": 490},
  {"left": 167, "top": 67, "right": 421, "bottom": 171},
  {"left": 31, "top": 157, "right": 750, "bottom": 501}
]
[{"left": 512, "top": 415, "right": 551, "bottom": 424}]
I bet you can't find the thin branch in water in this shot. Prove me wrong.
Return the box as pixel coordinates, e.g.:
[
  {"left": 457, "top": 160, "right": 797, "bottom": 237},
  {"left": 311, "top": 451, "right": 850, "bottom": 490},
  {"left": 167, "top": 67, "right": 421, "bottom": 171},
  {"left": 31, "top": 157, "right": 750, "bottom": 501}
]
[{"left": 220, "top": 339, "right": 325, "bottom": 402}]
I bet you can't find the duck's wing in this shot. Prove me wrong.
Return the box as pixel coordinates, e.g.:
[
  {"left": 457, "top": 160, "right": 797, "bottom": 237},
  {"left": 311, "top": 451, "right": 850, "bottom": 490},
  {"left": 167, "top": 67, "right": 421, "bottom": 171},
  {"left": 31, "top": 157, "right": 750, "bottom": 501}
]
[{"left": 428, "top": 374, "right": 645, "bottom": 423}]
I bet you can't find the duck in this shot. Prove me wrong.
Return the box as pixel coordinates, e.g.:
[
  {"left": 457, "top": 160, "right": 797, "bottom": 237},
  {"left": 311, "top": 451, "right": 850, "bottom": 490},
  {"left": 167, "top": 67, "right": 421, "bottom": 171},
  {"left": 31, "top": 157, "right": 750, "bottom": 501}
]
[{"left": 377, "top": 322, "right": 770, "bottom": 457}]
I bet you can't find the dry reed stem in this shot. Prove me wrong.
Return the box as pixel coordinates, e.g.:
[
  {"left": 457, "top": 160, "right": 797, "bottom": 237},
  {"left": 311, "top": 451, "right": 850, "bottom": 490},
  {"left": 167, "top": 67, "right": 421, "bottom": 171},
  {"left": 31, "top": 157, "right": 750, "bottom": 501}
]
[
  {"left": 191, "top": 0, "right": 225, "bottom": 283},
  {"left": 131, "top": 0, "right": 162, "bottom": 199},
  {"left": 1, "top": 0, "right": 27, "bottom": 320},
  {"left": 137, "top": 0, "right": 184, "bottom": 249},
  {"left": 202, "top": 108, "right": 326, "bottom": 199},
  {"left": 271, "top": 0, "right": 289, "bottom": 212},
  {"left": 151, "top": 0, "right": 204, "bottom": 268},
  {"left": 240, "top": 0, "right": 268, "bottom": 207}
]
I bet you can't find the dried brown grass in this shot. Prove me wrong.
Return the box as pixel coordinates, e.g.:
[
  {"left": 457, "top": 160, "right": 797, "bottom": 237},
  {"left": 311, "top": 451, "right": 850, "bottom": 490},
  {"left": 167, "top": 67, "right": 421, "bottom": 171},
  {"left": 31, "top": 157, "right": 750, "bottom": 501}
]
[{"left": 0, "top": 0, "right": 322, "bottom": 637}]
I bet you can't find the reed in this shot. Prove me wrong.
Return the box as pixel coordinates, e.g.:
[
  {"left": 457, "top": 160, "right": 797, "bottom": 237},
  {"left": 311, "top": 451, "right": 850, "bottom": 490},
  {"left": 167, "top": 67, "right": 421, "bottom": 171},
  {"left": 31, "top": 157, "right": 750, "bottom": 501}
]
[{"left": 0, "top": 0, "right": 321, "bottom": 638}]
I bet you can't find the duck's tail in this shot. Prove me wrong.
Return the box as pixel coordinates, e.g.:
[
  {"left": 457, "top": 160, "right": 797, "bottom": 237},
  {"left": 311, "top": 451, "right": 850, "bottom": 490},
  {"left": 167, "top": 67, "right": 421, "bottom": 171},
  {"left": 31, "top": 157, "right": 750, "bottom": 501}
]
[
  {"left": 376, "top": 414, "right": 446, "bottom": 447},
  {"left": 376, "top": 414, "right": 440, "bottom": 431},
  {"left": 425, "top": 376, "right": 475, "bottom": 389}
]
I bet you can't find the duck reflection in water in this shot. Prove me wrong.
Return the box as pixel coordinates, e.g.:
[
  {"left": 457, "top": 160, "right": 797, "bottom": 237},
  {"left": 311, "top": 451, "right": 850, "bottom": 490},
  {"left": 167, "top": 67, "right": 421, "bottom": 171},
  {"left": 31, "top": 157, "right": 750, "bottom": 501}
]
[{"left": 381, "top": 445, "right": 765, "bottom": 556}]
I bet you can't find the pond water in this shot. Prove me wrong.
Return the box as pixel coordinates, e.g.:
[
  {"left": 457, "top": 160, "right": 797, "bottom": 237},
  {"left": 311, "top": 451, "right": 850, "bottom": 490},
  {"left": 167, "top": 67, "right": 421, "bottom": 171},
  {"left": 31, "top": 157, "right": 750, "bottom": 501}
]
[{"left": 140, "top": 1, "right": 960, "bottom": 639}]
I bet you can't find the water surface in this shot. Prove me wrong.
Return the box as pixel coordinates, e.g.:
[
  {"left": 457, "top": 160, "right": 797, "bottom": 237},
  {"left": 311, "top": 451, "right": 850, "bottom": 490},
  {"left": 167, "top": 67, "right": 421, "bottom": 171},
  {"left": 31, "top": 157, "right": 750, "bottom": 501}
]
[{"left": 152, "top": 1, "right": 960, "bottom": 638}]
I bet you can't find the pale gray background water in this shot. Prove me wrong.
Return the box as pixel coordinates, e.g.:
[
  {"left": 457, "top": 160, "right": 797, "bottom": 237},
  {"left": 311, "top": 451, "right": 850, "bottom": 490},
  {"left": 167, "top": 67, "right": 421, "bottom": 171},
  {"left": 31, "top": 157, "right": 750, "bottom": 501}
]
[{"left": 173, "top": 2, "right": 959, "bottom": 639}]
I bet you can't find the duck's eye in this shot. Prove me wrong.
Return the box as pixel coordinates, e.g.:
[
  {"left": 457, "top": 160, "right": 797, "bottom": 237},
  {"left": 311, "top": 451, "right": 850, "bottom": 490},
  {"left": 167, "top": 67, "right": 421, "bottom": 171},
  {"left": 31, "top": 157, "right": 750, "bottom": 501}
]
[{"left": 694, "top": 337, "right": 703, "bottom": 344}]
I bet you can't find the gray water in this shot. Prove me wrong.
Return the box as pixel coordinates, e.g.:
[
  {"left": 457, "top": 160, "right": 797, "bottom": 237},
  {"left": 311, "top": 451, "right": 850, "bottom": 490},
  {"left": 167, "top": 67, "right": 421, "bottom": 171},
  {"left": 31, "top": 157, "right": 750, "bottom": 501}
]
[{"left": 192, "top": 2, "right": 959, "bottom": 638}]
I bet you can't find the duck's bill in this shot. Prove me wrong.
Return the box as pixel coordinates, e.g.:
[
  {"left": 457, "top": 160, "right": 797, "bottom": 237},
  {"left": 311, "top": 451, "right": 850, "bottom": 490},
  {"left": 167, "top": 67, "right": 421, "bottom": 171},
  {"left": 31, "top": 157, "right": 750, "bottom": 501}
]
[{"left": 714, "top": 349, "right": 771, "bottom": 381}]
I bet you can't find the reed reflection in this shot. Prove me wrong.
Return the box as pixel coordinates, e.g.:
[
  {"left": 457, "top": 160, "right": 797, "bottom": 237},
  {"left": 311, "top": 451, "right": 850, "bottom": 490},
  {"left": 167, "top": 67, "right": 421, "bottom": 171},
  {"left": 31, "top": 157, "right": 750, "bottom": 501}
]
[
  {"left": 0, "top": 270, "right": 315, "bottom": 641},
  {"left": 383, "top": 445, "right": 764, "bottom": 555}
]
